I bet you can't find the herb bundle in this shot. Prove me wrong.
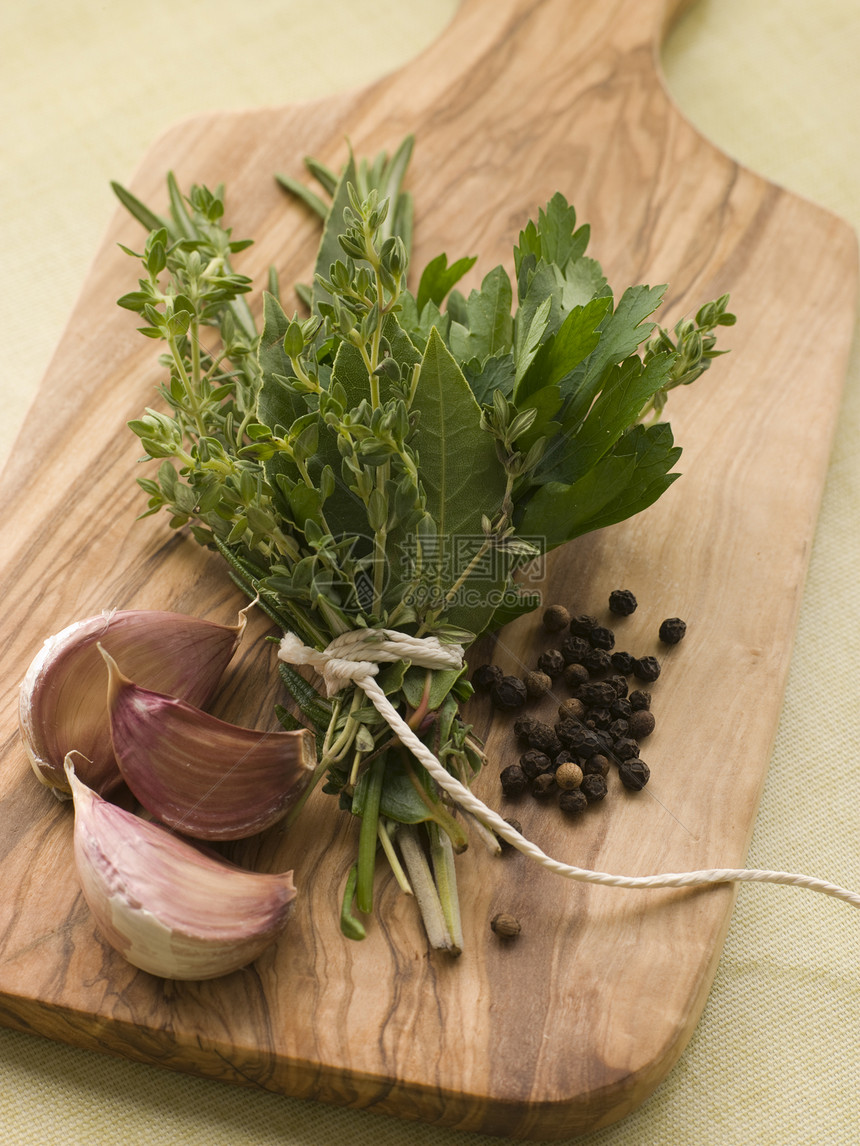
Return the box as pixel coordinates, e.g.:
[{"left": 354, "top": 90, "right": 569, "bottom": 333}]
[{"left": 114, "top": 138, "right": 734, "bottom": 952}]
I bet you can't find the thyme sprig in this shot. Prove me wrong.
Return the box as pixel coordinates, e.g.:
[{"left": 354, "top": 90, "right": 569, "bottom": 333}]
[{"left": 114, "top": 138, "right": 734, "bottom": 952}]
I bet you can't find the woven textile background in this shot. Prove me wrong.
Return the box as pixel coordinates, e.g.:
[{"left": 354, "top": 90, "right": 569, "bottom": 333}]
[{"left": 1, "top": 2, "right": 858, "bottom": 1143}]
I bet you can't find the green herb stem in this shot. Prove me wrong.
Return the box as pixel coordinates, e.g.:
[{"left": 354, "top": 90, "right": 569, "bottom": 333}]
[
  {"left": 395, "top": 825, "right": 453, "bottom": 952},
  {"left": 355, "top": 754, "right": 386, "bottom": 914}
]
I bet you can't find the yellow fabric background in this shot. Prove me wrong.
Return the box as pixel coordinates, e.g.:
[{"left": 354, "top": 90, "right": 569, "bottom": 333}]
[{"left": 1, "top": 2, "right": 857, "bottom": 1142}]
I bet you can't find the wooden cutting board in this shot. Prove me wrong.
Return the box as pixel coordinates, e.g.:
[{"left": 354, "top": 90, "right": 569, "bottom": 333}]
[{"left": 0, "top": 0, "right": 856, "bottom": 1138}]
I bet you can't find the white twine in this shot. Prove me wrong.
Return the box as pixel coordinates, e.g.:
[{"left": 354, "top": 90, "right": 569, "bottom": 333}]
[{"left": 278, "top": 629, "right": 860, "bottom": 910}]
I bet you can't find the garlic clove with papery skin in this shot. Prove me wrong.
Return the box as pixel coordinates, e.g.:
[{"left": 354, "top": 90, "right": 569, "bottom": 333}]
[
  {"left": 19, "top": 608, "right": 248, "bottom": 799},
  {"left": 101, "top": 647, "right": 317, "bottom": 841},
  {"left": 65, "top": 755, "right": 297, "bottom": 980}
]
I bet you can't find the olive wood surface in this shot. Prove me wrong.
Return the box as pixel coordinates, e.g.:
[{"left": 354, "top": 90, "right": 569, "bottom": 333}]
[{"left": 0, "top": 0, "right": 856, "bottom": 1139}]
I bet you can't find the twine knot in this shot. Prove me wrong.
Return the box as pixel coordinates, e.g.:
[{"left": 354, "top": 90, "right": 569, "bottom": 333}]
[{"left": 278, "top": 628, "right": 463, "bottom": 697}]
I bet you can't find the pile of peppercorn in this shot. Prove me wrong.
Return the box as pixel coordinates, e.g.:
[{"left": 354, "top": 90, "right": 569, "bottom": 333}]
[{"left": 471, "top": 591, "right": 687, "bottom": 818}]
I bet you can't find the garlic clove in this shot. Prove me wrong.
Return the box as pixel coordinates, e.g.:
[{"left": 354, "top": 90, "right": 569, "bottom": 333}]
[
  {"left": 19, "top": 608, "right": 248, "bottom": 798},
  {"left": 65, "top": 756, "right": 296, "bottom": 980},
  {"left": 102, "top": 647, "right": 316, "bottom": 841}
]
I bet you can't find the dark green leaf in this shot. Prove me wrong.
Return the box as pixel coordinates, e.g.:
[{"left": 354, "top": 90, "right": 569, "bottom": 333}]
[{"left": 416, "top": 253, "right": 478, "bottom": 312}]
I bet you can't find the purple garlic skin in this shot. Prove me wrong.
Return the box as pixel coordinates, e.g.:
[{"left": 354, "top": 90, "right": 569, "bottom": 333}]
[
  {"left": 19, "top": 608, "right": 246, "bottom": 797},
  {"left": 66, "top": 758, "right": 297, "bottom": 980},
  {"left": 102, "top": 647, "right": 316, "bottom": 841}
]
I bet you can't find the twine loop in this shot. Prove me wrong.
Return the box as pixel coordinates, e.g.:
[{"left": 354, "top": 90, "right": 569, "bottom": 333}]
[{"left": 278, "top": 628, "right": 463, "bottom": 697}]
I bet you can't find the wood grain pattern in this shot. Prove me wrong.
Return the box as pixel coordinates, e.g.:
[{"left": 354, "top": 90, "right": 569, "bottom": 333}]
[{"left": 0, "top": 0, "right": 856, "bottom": 1138}]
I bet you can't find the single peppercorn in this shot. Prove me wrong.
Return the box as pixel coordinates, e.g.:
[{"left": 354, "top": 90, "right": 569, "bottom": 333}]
[
  {"left": 500, "top": 764, "right": 528, "bottom": 797},
  {"left": 498, "top": 818, "right": 522, "bottom": 851},
  {"left": 581, "top": 773, "right": 608, "bottom": 802},
  {"left": 608, "top": 589, "right": 638, "bottom": 616},
  {"left": 628, "top": 689, "right": 652, "bottom": 711},
  {"left": 659, "top": 617, "right": 687, "bottom": 644},
  {"left": 610, "top": 697, "right": 633, "bottom": 720},
  {"left": 560, "top": 635, "right": 591, "bottom": 664},
  {"left": 537, "top": 648, "right": 566, "bottom": 678},
  {"left": 523, "top": 669, "right": 552, "bottom": 698},
  {"left": 589, "top": 624, "right": 616, "bottom": 651},
  {"left": 563, "top": 662, "right": 590, "bottom": 689},
  {"left": 559, "top": 789, "right": 589, "bottom": 815},
  {"left": 558, "top": 697, "right": 586, "bottom": 722},
  {"left": 491, "top": 675, "right": 528, "bottom": 710},
  {"left": 608, "top": 717, "right": 630, "bottom": 740},
  {"left": 569, "top": 613, "right": 599, "bottom": 637},
  {"left": 582, "top": 753, "right": 610, "bottom": 777},
  {"left": 528, "top": 722, "right": 562, "bottom": 756},
  {"left": 606, "top": 673, "right": 629, "bottom": 698},
  {"left": 610, "top": 650, "right": 636, "bottom": 675},
  {"left": 581, "top": 648, "right": 612, "bottom": 674},
  {"left": 513, "top": 715, "right": 541, "bottom": 744},
  {"left": 542, "top": 604, "right": 571, "bottom": 632},
  {"left": 557, "top": 723, "right": 602, "bottom": 756},
  {"left": 578, "top": 680, "right": 617, "bottom": 707},
  {"left": 632, "top": 655, "right": 661, "bottom": 683},
  {"left": 555, "top": 760, "right": 584, "bottom": 790},
  {"left": 472, "top": 663, "right": 502, "bottom": 690},
  {"left": 628, "top": 709, "right": 656, "bottom": 739},
  {"left": 612, "top": 736, "right": 641, "bottom": 761},
  {"left": 491, "top": 912, "right": 522, "bottom": 938},
  {"left": 519, "top": 750, "right": 552, "bottom": 779},
  {"left": 586, "top": 706, "right": 612, "bottom": 730},
  {"left": 531, "top": 772, "right": 558, "bottom": 799},
  {"left": 619, "top": 759, "right": 651, "bottom": 790}
]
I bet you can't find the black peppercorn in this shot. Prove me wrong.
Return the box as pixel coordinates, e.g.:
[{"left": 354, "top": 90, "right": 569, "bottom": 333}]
[
  {"left": 612, "top": 736, "right": 641, "bottom": 761},
  {"left": 491, "top": 675, "right": 528, "bottom": 710},
  {"left": 632, "top": 656, "right": 661, "bottom": 683},
  {"left": 578, "top": 680, "right": 617, "bottom": 707},
  {"left": 560, "top": 635, "right": 591, "bottom": 664},
  {"left": 519, "top": 750, "right": 552, "bottom": 779},
  {"left": 606, "top": 673, "right": 629, "bottom": 699},
  {"left": 589, "top": 624, "right": 616, "bottom": 651},
  {"left": 531, "top": 772, "right": 558, "bottom": 799},
  {"left": 558, "top": 789, "right": 589, "bottom": 815},
  {"left": 557, "top": 723, "right": 602, "bottom": 756},
  {"left": 610, "top": 697, "right": 633, "bottom": 720},
  {"left": 563, "top": 662, "right": 590, "bottom": 689},
  {"left": 628, "top": 689, "right": 652, "bottom": 711},
  {"left": 513, "top": 715, "right": 541, "bottom": 745},
  {"left": 498, "top": 818, "right": 522, "bottom": 851},
  {"left": 472, "top": 663, "right": 503, "bottom": 690},
  {"left": 523, "top": 669, "right": 552, "bottom": 698},
  {"left": 582, "top": 753, "right": 610, "bottom": 777},
  {"left": 500, "top": 764, "right": 528, "bottom": 797},
  {"left": 528, "top": 722, "right": 562, "bottom": 756},
  {"left": 542, "top": 604, "right": 571, "bottom": 632},
  {"left": 586, "top": 707, "right": 612, "bottom": 730},
  {"left": 659, "top": 617, "right": 687, "bottom": 644},
  {"left": 619, "top": 759, "right": 651, "bottom": 790},
  {"left": 610, "top": 650, "right": 636, "bottom": 675},
  {"left": 628, "top": 709, "right": 656, "bottom": 739},
  {"left": 568, "top": 613, "right": 599, "bottom": 636},
  {"left": 608, "top": 589, "right": 638, "bottom": 616},
  {"left": 581, "top": 773, "right": 608, "bottom": 802},
  {"left": 607, "top": 718, "right": 630, "bottom": 740},
  {"left": 536, "top": 648, "right": 566, "bottom": 678},
  {"left": 581, "top": 648, "right": 612, "bottom": 674}
]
